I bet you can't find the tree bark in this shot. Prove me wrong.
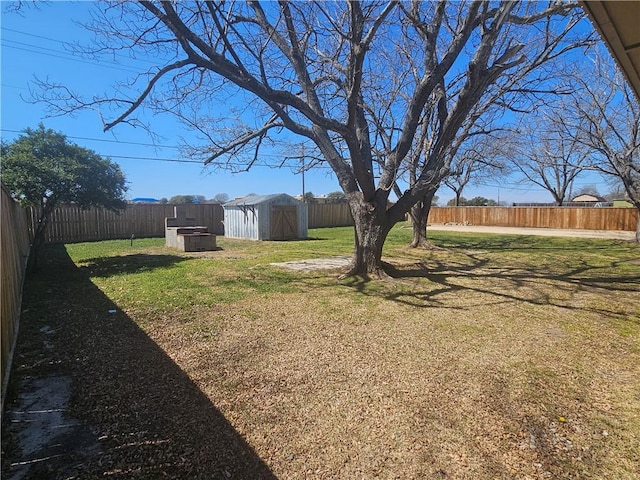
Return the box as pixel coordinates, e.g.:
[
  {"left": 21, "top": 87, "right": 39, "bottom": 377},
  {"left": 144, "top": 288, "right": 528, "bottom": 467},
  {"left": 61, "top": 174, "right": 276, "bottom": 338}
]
[
  {"left": 346, "top": 198, "right": 393, "bottom": 278},
  {"left": 410, "top": 190, "right": 437, "bottom": 248},
  {"left": 27, "top": 214, "right": 48, "bottom": 272}
]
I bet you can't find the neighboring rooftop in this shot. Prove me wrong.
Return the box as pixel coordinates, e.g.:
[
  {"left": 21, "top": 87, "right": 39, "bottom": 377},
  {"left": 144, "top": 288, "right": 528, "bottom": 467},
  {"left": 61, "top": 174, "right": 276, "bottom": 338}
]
[{"left": 572, "top": 194, "right": 607, "bottom": 203}]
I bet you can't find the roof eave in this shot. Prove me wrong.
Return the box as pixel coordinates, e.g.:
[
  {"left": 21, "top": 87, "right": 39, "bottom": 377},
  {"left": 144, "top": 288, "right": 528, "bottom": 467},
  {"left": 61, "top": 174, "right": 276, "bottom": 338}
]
[{"left": 581, "top": 1, "right": 640, "bottom": 102}]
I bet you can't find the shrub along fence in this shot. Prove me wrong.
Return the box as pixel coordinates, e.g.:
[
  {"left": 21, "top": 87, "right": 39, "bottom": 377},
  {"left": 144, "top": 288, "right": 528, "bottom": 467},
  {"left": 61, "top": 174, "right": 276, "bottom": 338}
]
[{"left": 1, "top": 184, "right": 31, "bottom": 408}]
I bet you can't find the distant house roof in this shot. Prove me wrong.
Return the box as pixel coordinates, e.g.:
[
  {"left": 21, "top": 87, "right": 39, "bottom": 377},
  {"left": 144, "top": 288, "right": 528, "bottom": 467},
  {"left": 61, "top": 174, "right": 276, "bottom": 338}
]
[
  {"left": 131, "top": 197, "right": 159, "bottom": 203},
  {"left": 224, "top": 193, "right": 301, "bottom": 207},
  {"left": 572, "top": 194, "right": 607, "bottom": 202}
]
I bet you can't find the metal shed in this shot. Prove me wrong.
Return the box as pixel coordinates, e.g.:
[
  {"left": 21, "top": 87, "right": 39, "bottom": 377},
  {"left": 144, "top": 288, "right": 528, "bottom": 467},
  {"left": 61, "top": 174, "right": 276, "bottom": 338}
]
[{"left": 223, "top": 193, "right": 308, "bottom": 240}]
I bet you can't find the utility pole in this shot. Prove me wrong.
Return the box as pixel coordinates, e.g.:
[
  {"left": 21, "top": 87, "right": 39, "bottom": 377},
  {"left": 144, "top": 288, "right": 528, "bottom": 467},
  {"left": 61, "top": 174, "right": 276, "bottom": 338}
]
[{"left": 301, "top": 144, "right": 306, "bottom": 202}]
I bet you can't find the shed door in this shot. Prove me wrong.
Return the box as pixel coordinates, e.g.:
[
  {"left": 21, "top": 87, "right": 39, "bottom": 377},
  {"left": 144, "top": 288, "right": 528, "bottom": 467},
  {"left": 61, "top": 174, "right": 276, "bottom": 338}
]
[{"left": 271, "top": 206, "right": 298, "bottom": 240}]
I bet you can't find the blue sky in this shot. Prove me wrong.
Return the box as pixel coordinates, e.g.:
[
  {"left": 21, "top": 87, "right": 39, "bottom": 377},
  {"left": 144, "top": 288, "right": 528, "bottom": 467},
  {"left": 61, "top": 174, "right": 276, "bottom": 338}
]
[{"left": 1, "top": 2, "right": 608, "bottom": 204}]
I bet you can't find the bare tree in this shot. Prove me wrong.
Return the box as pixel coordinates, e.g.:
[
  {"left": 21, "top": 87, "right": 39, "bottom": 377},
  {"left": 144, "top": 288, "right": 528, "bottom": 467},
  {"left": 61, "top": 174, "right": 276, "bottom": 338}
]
[
  {"left": 572, "top": 184, "right": 602, "bottom": 198},
  {"left": 446, "top": 163, "right": 476, "bottom": 207},
  {"left": 445, "top": 133, "right": 508, "bottom": 207},
  {"left": 34, "top": 1, "right": 590, "bottom": 275},
  {"left": 561, "top": 53, "right": 640, "bottom": 241},
  {"left": 508, "top": 111, "right": 589, "bottom": 206},
  {"left": 212, "top": 192, "right": 229, "bottom": 203},
  {"left": 404, "top": 129, "right": 507, "bottom": 248},
  {"left": 372, "top": 3, "right": 587, "bottom": 249},
  {"left": 604, "top": 181, "right": 628, "bottom": 202},
  {"left": 2, "top": 1, "right": 45, "bottom": 14}
]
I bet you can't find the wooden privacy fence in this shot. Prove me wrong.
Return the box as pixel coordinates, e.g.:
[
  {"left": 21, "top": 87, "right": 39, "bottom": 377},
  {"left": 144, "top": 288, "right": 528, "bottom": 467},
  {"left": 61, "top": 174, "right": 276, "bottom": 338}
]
[
  {"left": 1, "top": 184, "right": 31, "bottom": 408},
  {"left": 428, "top": 206, "right": 638, "bottom": 231},
  {"left": 307, "top": 203, "right": 354, "bottom": 228},
  {"left": 31, "top": 202, "right": 355, "bottom": 244},
  {"left": 29, "top": 203, "right": 225, "bottom": 244},
  {"left": 25, "top": 203, "right": 638, "bottom": 245}
]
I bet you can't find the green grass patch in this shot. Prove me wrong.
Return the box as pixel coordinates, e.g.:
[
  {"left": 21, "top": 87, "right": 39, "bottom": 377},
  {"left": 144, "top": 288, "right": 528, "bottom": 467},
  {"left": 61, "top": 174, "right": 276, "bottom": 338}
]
[{"left": 62, "top": 225, "right": 640, "bottom": 316}]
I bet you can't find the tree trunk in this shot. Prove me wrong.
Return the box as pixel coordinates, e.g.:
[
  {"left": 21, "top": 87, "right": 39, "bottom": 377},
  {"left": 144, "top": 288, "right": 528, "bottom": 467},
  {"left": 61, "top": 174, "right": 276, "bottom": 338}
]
[
  {"left": 410, "top": 190, "right": 437, "bottom": 248},
  {"left": 628, "top": 197, "right": 640, "bottom": 243},
  {"left": 27, "top": 207, "right": 52, "bottom": 272},
  {"left": 553, "top": 192, "right": 564, "bottom": 206},
  {"left": 27, "top": 227, "right": 45, "bottom": 272},
  {"left": 346, "top": 199, "right": 393, "bottom": 277}
]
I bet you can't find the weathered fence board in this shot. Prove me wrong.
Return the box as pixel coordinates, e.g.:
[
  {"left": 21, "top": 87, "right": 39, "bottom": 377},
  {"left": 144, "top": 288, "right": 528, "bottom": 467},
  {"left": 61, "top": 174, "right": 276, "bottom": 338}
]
[
  {"left": 30, "top": 204, "right": 226, "bottom": 244},
  {"left": 23, "top": 203, "right": 639, "bottom": 245},
  {"left": 307, "top": 203, "right": 354, "bottom": 228},
  {"left": 427, "top": 206, "right": 637, "bottom": 231},
  {"left": 1, "top": 184, "right": 31, "bottom": 407}
]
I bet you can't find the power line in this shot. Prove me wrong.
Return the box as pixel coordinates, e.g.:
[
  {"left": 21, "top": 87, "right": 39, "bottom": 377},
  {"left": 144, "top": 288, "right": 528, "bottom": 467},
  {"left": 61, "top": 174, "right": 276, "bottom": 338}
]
[
  {"left": 472, "top": 182, "right": 549, "bottom": 192},
  {"left": 1, "top": 125, "right": 607, "bottom": 177},
  {"left": 1, "top": 128, "right": 181, "bottom": 149},
  {"left": 108, "top": 155, "right": 324, "bottom": 170},
  {"left": 0, "top": 28, "right": 328, "bottom": 171},
  {"left": 1, "top": 84, "right": 28, "bottom": 90},
  {"left": 1, "top": 26, "right": 67, "bottom": 44},
  {"left": 69, "top": 136, "right": 180, "bottom": 149},
  {"left": 0, "top": 128, "right": 325, "bottom": 168},
  {"left": 1, "top": 27, "right": 158, "bottom": 75},
  {"left": 108, "top": 155, "right": 202, "bottom": 164},
  {"left": 0, "top": 27, "right": 157, "bottom": 65},
  {"left": 0, "top": 128, "right": 332, "bottom": 167},
  {"left": 3, "top": 38, "right": 82, "bottom": 57},
  {"left": 1, "top": 42, "right": 142, "bottom": 74}
]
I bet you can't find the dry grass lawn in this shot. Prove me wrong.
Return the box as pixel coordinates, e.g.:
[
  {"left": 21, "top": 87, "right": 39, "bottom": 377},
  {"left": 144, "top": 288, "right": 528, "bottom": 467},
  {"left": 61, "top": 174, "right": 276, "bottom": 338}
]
[{"left": 3, "top": 226, "right": 639, "bottom": 479}]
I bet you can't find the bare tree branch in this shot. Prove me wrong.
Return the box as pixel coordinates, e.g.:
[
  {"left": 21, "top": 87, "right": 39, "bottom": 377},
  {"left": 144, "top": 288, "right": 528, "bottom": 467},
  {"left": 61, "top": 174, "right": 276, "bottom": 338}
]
[
  {"left": 203, "top": 114, "right": 282, "bottom": 165},
  {"left": 104, "top": 58, "right": 191, "bottom": 131}
]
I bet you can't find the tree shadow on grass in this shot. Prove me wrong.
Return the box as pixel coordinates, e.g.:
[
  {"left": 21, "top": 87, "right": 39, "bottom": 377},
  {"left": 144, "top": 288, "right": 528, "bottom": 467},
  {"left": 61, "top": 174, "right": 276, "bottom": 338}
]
[
  {"left": 2, "top": 244, "right": 277, "bottom": 480},
  {"left": 379, "top": 252, "right": 640, "bottom": 321},
  {"left": 79, "top": 253, "right": 188, "bottom": 278},
  {"left": 325, "top": 235, "right": 639, "bottom": 321},
  {"left": 428, "top": 233, "right": 633, "bottom": 253}
]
